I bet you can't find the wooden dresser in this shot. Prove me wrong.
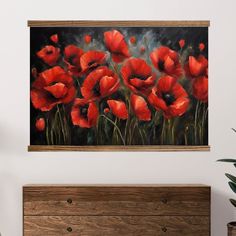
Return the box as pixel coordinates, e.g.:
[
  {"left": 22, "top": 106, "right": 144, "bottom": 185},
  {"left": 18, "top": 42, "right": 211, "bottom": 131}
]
[{"left": 23, "top": 185, "right": 211, "bottom": 236}]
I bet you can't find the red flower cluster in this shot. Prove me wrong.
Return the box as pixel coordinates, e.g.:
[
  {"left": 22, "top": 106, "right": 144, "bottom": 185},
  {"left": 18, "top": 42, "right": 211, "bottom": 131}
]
[
  {"left": 31, "top": 30, "right": 208, "bottom": 133},
  {"left": 185, "top": 54, "right": 208, "bottom": 103}
]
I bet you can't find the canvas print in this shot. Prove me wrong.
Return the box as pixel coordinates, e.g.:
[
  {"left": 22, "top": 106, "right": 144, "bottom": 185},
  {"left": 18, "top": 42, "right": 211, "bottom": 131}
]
[{"left": 30, "top": 25, "right": 208, "bottom": 147}]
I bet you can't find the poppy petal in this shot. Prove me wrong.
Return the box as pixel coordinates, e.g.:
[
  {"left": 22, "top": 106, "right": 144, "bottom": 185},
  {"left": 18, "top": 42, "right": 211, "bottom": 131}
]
[
  {"left": 87, "top": 102, "right": 99, "bottom": 126},
  {"left": 44, "top": 82, "right": 68, "bottom": 98},
  {"left": 189, "top": 56, "right": 203, "bottom": 77},
  {"left": 130, "top": 94, "right": 151, "bottom": 121},
  {"left": 192, "top": 76, "right": 208, "bottom": 102},
  {"left": 148, "top": 92, "right": 168, "bottom": 112},
  {"left": 99, "top": 76, "right": 119, "bottom": 97},
  {"left": 80, "top": 51, "right": 106, "bottom": 71},
  {"left": 157, "top": 76, "right": 177, "bottom": 93},
  {"left": 168, "top": 97, "right": 190, "bottom": 117},
  {"left": 31, "top": 89, "right": 58, "bottom": 111},
  {"left": 107, "top": 100, "right": 128, "bottom": 120},
  {"left": 104, "top": 30, "right": 130, "bottom": 63},
  {"left": 36, "top": 45, "right": 60, "bottom": 66}
]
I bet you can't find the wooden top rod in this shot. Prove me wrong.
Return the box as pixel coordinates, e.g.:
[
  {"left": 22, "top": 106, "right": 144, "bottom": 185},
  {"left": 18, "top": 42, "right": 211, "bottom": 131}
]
[{"left": 28, "top": 20, "right": 210, "bottom": 27}]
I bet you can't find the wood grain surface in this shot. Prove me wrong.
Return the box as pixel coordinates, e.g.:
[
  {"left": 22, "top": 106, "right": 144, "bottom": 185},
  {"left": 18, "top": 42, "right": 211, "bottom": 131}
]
[
  {"left": 24, "top": 186, "right": 210, "bottom": 216},
  {"left": 23, "top": 185, "right": 211, "bottom": 236},
  {"left": 28, "top": 145, "right": 210, "bottom": 152},
  {"left": 28, "top": 20, "right": 210, "bottom": 27},
  {"left": 24, "top": 215, "right": 210, "bottom": 236}
]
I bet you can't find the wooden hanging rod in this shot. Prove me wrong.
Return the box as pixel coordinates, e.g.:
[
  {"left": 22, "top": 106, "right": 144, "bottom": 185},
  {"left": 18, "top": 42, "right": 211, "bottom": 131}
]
[
  {"left": 28, "top": 20, "right": 210, "bottom": 27},
  {"left": 28, "top": 145, "right": 210, "bottom": 152}
]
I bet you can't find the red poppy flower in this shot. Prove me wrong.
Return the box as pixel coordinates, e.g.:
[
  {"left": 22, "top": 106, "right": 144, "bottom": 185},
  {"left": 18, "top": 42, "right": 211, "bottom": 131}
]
[
  {"left": 64, "top": 45, "right": 84, "bottom": 77},
  {"left": 148, "top": 76, "right": 189, "bottom": 119},
  {"left": 130, "top": 36, "right": 136, "bottom": 44},
  {"left": 140, "top": 46, "right": 146, "bottom": 54},
  {"left": 192, "top": 76, "right": 208, "bottom": 103},
  {"left": 107, "top": 100, "right": 128, "bottom": 120},
  {"left": 179, "top": 39, "right": 185, "bottom": 49},
  {"left": 121, "top": 58, "right": 156, "bottom": 95},
  {"left": 199, "top": 43, "right": 205, "bottom": 51},
  {"left": 150, "top": 46, "right": 183, "bottom": 78},
  {"left": 36, "top": 45, "right": 60, "bottom": 66},
  {"left": 50, "top": 34, "right": 58, "bottom": 44},
  {"left": 35, "top": 118, "right": 45, "bottom": 131},
  {"left": 185, "top": 55, "right": 208, "bottom": 78},
  {"left": 80, "top": 50, "right": 107, "bottom": 72},
  {"left": 81, "top": 66, "right": 119, "bottom": 100},
  {"left": 31, "top": 66, "right": 76, "bottom": 111},
  {"left": 71, "top": 98, "right": 99, "bottom": 128},
  {"left": 84, "top": 35, "right": 92, "bottom": 44},
  {"left": 104, "top": 30, "right": 130, "bottom": 63},
  {"left": 130, "top": 94, "right": 151, "bottom": 121}
]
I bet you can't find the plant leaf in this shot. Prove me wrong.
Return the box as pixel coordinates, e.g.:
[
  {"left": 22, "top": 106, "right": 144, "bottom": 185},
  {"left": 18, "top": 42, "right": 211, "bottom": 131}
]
[
  {"left": 217, "top": 159, "right": 236, "bottom": 163},
  {"left": 226, "top": 173, "right": 236, "bottom": 184},
  {"left": 230, "top": 199, "right": 236, "bottom": 207},
  {"left": 229, "top": 182, "right": 236, "bottom": 193}
]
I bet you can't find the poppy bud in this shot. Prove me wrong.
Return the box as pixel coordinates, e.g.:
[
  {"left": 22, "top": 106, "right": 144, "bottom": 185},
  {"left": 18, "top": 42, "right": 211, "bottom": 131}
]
[
  {"left": 50, "top": 34, "right": 58, "bottom": 44},
  {"left": 84, "top": 35, "right": 92, "bottom": 44},
  {"left": 104, "top": 108, "right": 110, "bottom": 114},
  {"left": 35, "top": 118, "right": 45, "bottom": 131},
  {"left": 140, "top": 46, "right": 146, "bottom": 54},
  {"left": 199, "top": 43, "right": 205, "bottom": 51},
  {"left": 179, "top": 39, "right": 185, "bottom": 48},
  {"left": 130, "top": 36, "right": 136, "bottom": 44}
]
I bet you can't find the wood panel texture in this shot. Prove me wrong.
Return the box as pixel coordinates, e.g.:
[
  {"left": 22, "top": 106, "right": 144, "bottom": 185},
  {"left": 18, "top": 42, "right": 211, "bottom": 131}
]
[
  {"left": 23, "top": 185, "right": 211, "bottom": 236},
  {"left": 28, "top": 20, "right": 210, "bottom": 27},
  {"left": 24, "top": 216, "right": 210, "bottom": 236},
  {"left": 28, "top": 145, "right": 210, "bottom": 152}
]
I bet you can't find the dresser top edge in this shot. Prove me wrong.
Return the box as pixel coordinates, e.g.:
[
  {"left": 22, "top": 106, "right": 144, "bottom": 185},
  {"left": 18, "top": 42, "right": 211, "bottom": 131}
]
[{"left": 23, "top": 184, "right": 210, "bottom": 188}]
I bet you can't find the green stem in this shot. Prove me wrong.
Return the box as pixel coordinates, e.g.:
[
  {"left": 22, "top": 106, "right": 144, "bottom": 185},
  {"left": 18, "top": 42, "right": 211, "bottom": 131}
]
[
  {"left": 161, "top": 117, "right": 166, "bottom": 145},
  {"left": 57, "top": 105, "right": 66, "bottom": 144},
  {"left": 194, "top": 101, "right": 200, "bottom": 145},
  {"left": 171, "top": 118, "right": 176, "bottom": 145},
  {"left": 46, "top": 118, "right": 50, "bottom": 145},
  {"left": 100, "top": 115, "right": 125, "bottom": 145}
]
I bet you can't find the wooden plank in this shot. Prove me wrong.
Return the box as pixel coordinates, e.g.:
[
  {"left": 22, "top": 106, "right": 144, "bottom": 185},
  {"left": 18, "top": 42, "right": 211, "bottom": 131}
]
[
  {"left": 28, "top": 145, "right": 210, "bottom": 152},
  {"left": 24, "top": 186, "right": 210, "bottom": 216},
  {"left": 28, "top": 20, "right": 210, "bottom": 27},
  {"left": 24, "top": 215, "right": 210, "bottom": 236}
]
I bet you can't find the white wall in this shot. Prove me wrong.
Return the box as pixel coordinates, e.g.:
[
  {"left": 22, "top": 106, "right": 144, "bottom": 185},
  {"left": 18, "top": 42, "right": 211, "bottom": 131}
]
[{"left": 0, "top": 0, "right": 235, "bottom": 235}]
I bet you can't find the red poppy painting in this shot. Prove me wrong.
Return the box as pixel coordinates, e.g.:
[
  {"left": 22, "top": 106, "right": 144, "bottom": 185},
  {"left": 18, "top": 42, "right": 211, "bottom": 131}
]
[{"left": 30, "top": 22, "right": 209, "bottom": 149}]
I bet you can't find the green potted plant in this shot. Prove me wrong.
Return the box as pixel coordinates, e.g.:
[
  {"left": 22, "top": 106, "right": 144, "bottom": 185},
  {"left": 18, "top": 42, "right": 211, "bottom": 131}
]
[{"left": 218, "top": 129, "right": 236, "bottom": 236}]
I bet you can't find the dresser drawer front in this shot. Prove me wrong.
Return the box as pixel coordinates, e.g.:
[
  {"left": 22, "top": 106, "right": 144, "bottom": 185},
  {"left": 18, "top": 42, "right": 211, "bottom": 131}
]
[
  {"left": 24, "top": 186, "right": 210, "bottom": 216},
  {"left": 24, "top": 216, "right": 210, "bottom": 236}
]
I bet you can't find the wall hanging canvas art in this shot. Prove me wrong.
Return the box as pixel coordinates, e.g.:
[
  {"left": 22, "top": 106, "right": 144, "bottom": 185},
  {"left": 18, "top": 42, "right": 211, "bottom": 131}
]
[{"left": 28, "top": 21, "right": 210, "bottom": 151}]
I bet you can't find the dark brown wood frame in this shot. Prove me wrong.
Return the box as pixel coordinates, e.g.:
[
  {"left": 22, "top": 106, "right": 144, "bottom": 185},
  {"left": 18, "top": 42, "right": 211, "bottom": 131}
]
[{"left": 28, "top": 20, "right": 210, "bottom": 152}]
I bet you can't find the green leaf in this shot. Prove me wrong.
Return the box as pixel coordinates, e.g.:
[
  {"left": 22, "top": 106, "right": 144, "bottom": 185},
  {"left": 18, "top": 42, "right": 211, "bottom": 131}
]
[
  {"left": 226, "top": 173, "right": 236, "bottom": 184},
  {"left": 229, "top": 182, "right": 236, "bottom": 193},
  {"left": 217, "top": 159, "right": 236, "bottom": 163},
  {"left": 230, "top": 199, "right": 236, "bottom": 207}
]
